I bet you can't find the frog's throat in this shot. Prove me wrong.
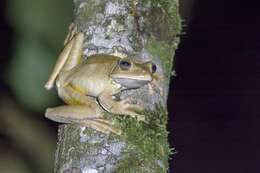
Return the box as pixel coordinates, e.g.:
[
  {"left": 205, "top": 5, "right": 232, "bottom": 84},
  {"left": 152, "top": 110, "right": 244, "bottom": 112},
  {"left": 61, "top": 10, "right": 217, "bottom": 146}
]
[
  {"left": 111, "top": 74, "right": 152, "bottom": 81},
  {"left": 113, "top": 78, "right": 150, "bottom": 89}
]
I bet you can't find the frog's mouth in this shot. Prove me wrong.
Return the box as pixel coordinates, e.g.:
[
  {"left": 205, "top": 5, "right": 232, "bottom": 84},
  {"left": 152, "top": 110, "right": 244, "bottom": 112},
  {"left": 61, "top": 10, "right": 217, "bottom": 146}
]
[{"left": 113, "top": 78, "right": 151, "bottom": 89}]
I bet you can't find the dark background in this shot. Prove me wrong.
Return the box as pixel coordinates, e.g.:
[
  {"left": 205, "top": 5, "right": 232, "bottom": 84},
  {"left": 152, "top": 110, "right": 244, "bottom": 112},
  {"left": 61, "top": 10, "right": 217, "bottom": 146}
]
[
  {"left": 170, "top": 0, "right": 260, "bottom": 173},
  {"left": 1, "top": 0, "right": 259, "bottom": 173}
]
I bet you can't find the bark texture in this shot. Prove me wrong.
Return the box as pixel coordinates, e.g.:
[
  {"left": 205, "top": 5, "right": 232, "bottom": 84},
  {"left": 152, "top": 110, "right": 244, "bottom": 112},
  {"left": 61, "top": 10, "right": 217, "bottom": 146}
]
[{"left": 54, "top": 0, "right": 181, "bottom": 172}]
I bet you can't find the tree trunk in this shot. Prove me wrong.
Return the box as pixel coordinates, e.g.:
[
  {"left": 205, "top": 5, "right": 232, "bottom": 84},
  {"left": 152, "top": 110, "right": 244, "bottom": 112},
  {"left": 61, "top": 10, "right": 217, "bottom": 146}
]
[{"left": 54, "top": 0, "right": 181, "bottom": 172}]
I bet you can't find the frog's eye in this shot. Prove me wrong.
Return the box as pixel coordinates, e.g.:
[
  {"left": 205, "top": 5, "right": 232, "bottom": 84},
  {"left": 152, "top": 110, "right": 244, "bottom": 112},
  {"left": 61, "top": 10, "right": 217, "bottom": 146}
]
[
  {"left": 151, "top": 63, "right": 157, "bottom": 73},
  {"left": 119, "top": 60, "right": 131, "bottom": 70}
]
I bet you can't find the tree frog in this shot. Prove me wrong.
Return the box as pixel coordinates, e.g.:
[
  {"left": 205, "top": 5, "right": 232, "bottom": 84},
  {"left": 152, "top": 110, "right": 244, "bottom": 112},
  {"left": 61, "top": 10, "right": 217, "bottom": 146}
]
[{"left": 44, "top": 25, "right": 157, "bottom": 135}]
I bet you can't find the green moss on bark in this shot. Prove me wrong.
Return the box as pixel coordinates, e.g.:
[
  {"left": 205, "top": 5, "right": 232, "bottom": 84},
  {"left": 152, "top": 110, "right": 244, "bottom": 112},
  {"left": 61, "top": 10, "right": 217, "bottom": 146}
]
[
  {"left": 112, "top": 105, "right": 171, "bottom": 173},
  {"left": 144, "top": 0, "right": 182, "bottom": 40}
]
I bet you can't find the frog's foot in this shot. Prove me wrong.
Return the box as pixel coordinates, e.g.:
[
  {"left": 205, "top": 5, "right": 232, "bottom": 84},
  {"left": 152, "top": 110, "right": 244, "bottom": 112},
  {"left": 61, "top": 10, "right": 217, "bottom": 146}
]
[
  {"left": 100, "top": 98, "right": 145, "bottom": 121},
  {"left": 118, "top": 99, "right": 145, "bottom": 121},
  {"left": 64, "top": 22, "right": 77, "bottom": 45},
  {"left": 82, "top": 119, "right": 121, "bottom": 135}
]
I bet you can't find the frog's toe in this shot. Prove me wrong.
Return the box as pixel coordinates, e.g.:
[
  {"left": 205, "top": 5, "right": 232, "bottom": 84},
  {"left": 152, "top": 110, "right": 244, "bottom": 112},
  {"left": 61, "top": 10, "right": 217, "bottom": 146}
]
[
  {"left": 126, "top": 103, "right": 144, "bottom": 113},
  {"left": 135, "top": 114, "right": 146, "bottom": 122},
  {"left": 124, "top": 108, "right": 145, "bottom": 122},
  {"left": 83, "top": 119, "right": 122, "bottom": 135}
]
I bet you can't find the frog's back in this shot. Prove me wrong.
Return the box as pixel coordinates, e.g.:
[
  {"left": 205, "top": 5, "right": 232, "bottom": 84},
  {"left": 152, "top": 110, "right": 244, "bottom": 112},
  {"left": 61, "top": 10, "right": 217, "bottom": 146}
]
[
  {"left": 84, "top": 54, "right": 120, "bottom": 64},
  {"left": 68, "top": 54, "right": 119, "bottom": 96},
  {"left": 80, "top": 54, "right": 119, "bottom": 76}
]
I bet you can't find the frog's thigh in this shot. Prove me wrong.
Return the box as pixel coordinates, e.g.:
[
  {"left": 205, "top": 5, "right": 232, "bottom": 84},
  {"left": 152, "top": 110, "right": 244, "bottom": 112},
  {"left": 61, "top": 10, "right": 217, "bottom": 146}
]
[
  {"left": 59, "top": 85, "right": 97, "bottom": 106},
  {"left": 45, "top": 105, "right": 104, "bottom": 124}
]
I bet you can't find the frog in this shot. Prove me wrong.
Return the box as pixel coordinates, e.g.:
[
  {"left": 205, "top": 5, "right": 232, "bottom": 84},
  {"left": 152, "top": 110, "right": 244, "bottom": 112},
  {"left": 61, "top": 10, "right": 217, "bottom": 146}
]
[{"left": 44, "top": 24, "right": 158, "bottom": 135}]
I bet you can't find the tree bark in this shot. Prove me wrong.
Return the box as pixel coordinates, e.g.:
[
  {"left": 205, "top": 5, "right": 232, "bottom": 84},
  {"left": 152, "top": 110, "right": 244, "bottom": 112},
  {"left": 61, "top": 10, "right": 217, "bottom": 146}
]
[{"left": 54, "top": 0, "right": 181, "bottom": 172}]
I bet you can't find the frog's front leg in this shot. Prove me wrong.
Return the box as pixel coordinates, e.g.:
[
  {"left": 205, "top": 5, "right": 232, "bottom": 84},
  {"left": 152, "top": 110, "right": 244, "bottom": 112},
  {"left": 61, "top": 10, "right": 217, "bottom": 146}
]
[
  {"left": 45, "top": 28, "right": 84, "bottom": 90},
  {"left": 98, "top": 88, "right": 145, "bottom": 121}
]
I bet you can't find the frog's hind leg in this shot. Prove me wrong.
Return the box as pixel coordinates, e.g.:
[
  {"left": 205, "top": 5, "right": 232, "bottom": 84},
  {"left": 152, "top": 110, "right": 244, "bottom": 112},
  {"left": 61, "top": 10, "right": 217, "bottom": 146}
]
[
  {"left": 45, "top": 25, "right": 84, "bottom": 90},
  {"left": 45, "top": 105, "right": 103, "bottom": 123},
  {"left": 45, "top": 105, "right": 121, "bottom": 134}
]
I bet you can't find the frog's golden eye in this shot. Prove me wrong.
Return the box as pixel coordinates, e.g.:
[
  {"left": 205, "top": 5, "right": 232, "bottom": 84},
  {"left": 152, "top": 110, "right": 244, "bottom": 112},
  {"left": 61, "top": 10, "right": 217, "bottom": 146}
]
[
  {"left": 119, "top": 60, "right": 131, "bottom": 70},
  {"left": 151, "top": 63, "right": 157, "bottom": 73}
]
